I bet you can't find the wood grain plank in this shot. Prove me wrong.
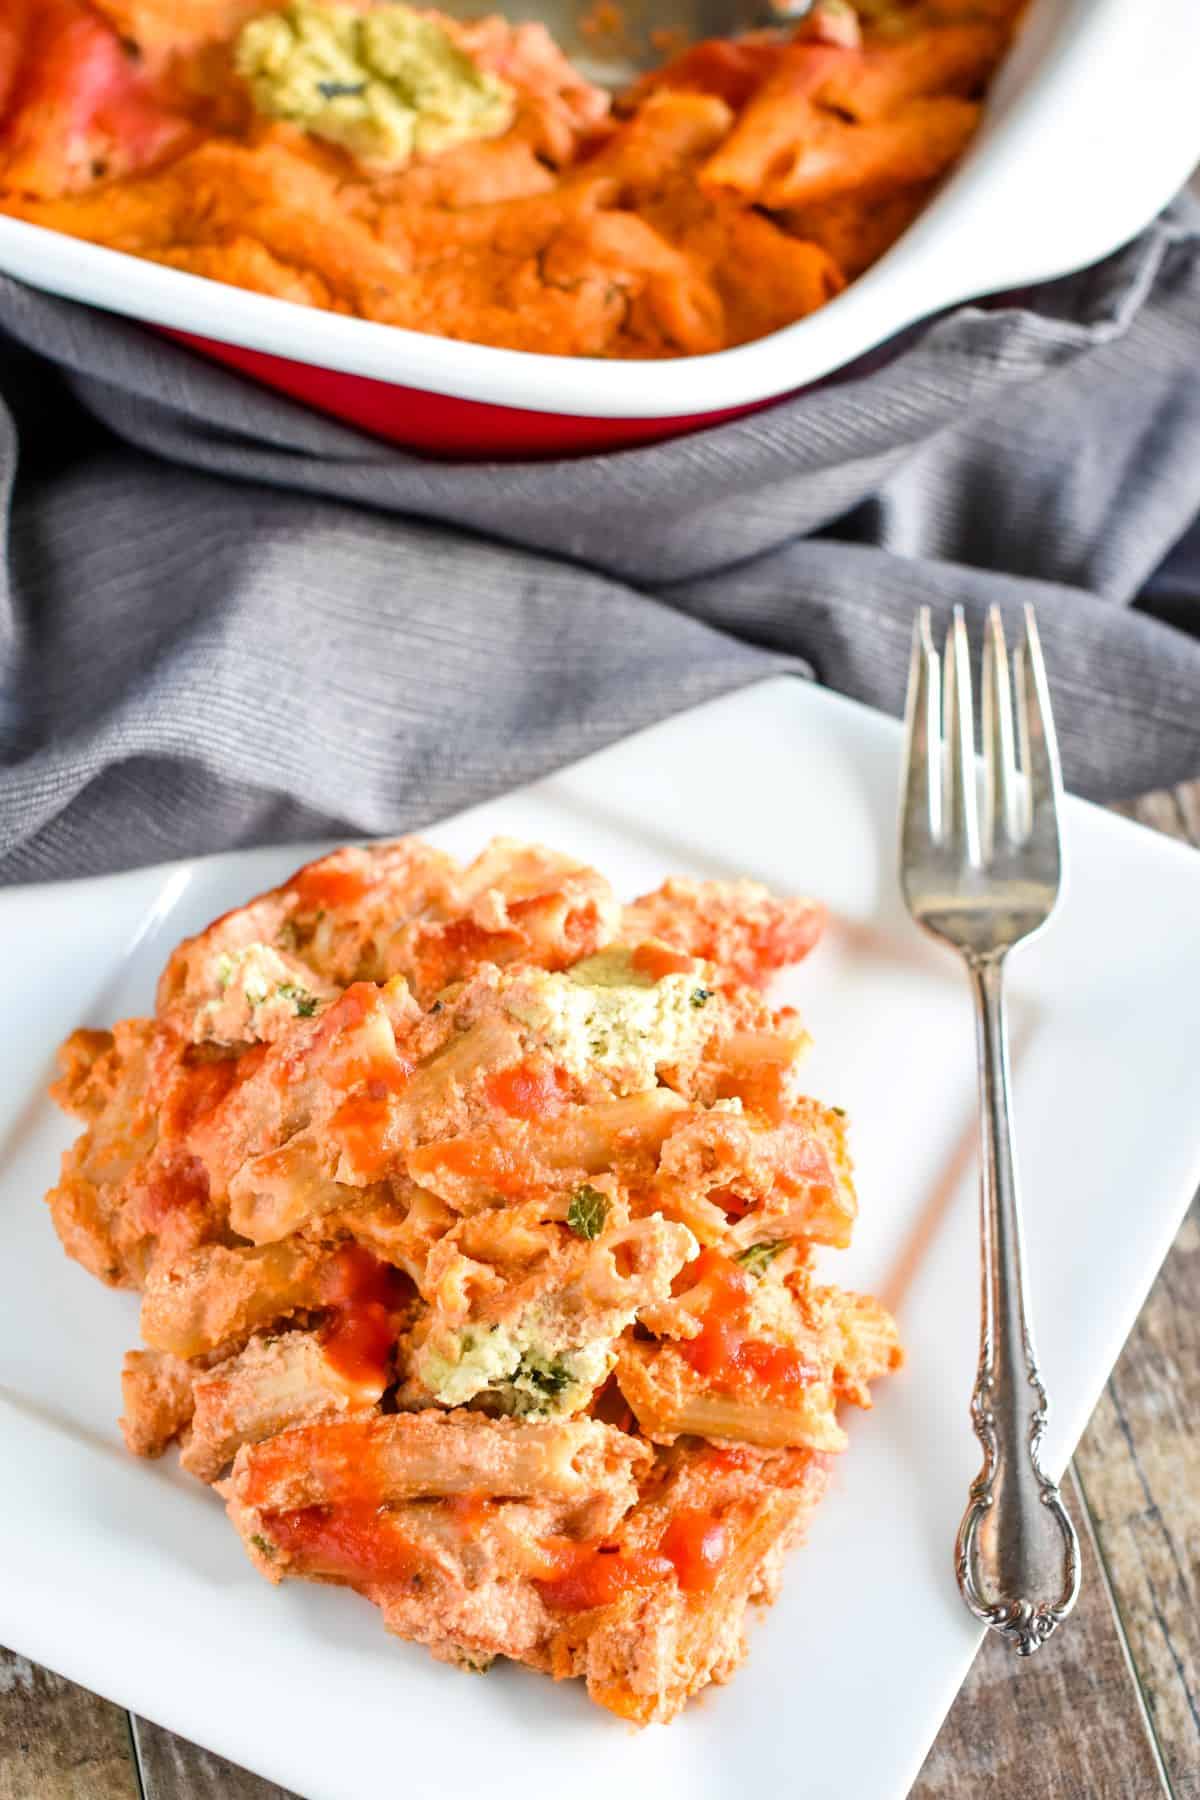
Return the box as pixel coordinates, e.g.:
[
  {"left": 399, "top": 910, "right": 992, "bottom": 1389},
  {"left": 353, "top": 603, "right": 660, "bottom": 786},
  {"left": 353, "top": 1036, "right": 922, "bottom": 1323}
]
[
  {"left": 1071, "top": 778, "right": 1200, "bottom": 1800},
  {"left": 1074, "top": 1210, "right": 1200, "bottom": 1800},
  {"left": 130, "top": 1718, "right": 297, "bottom": 1800},
  {"left": 1174, "top": 782, "right": 1200, "bottom": 843},
  {"left": 910, "top": 1469, "right": 1170, "bottom": 1800},
  {"left": 0, "top": 1647, "right": 139, "bottom": 1800}
]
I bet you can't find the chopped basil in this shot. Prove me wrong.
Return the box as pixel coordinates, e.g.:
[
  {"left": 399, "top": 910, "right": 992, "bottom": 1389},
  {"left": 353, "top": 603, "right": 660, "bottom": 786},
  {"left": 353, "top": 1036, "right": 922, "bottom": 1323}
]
[
  {"left": 690, "top": 986, "right": 713, "bottom": 1008},
  {"left": 735, "top": 1240, "right": 786, "bottom": 1277},
  {"left": 567, "top": 1185, "right": 609, "bottom": 1240},
  {"left": 516, "top": 1355, "right": 572, "bottom": 1398},
  {"left": 250, "top": 1533, "right": 275, "bottom": 1559},
  {"left": 831, "top": 1105, "right": 847, "bottom": 1118},
  {"left": 277, "top": 982, "right": 318, "bottom": 1017}
]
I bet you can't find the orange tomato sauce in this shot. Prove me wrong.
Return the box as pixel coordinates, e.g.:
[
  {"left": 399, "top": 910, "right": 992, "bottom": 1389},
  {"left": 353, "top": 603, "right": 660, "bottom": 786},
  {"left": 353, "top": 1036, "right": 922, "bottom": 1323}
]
[
  {"left": 630, "top": 941, "right": 695, "bottom": 981},
  {"left": 410, "top": 1131, "right": 532, "bottom": 1198},
  {"left": 680, "top": 1249, "right": 818, "bottom": 1397},
  {"left": 534, "top": 1537, "right": 675, "bottom": 1611},
  {"left": 159, "top": 1055, "right": 242, "bottom": 1139},
  {"left": 534, "top": 1505, "right": 731, "bottom": 1610},
  {"left": 134, "top": 1148, "right": 211, "bottom": 1229},
  {"left": 483, "top": 1059, "right": 570, "bottom": 1120},
  {"left": 266, "top": 1501, "right": 423, "bottom": 1583},
  {"left": 318, "top": 1246, "right": 411, "bottom": 1385},
  {"left": 291, "top": 860, "right": 373, "bottom": 913}
]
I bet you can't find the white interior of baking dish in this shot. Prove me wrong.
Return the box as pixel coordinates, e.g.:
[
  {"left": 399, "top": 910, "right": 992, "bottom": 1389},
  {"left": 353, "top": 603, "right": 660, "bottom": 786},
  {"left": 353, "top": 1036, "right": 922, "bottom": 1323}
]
[{"left": 0, "top": 0, "right": 1195, "bottom": 419}]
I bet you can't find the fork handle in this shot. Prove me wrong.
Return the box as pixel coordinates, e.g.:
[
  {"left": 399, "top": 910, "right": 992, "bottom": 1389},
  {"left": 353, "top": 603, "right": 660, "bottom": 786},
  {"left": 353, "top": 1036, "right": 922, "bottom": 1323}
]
[{"left": 955, "top": 955, "right": 1081, "bottom": 1653}]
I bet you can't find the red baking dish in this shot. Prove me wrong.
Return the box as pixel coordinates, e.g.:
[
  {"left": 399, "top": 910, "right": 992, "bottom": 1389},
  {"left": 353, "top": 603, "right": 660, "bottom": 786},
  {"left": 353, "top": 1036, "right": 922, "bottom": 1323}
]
[
  {"left": 0, "top": 0, "right": 1195, "bottom": 459},
  {"left": 163, "top": 329, "right": 767, "bottom": 457}
]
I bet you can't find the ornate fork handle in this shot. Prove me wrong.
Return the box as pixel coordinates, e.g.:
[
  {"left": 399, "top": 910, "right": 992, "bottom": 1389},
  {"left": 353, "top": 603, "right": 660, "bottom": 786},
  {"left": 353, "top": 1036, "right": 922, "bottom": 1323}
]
[{"left": 954, "top": 955, "right": 1080, "bottom": 1654}]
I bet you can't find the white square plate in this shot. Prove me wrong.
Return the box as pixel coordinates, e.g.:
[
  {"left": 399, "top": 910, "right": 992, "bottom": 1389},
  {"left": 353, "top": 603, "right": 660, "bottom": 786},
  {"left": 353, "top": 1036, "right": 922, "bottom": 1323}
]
[{"left": 2, "top": 676, "right": 1198, "bottom": 1800}]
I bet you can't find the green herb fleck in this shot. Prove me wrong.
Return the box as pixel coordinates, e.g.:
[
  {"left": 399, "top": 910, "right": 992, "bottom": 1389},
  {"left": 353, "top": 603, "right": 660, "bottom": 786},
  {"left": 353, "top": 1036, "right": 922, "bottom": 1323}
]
[
  {"left": 250, "top": 1533, "right": 276, "bottom": 1559},
  {"left": 517, "top": 1355, "right": 572, "bottom": 1398},
  {"left": 735, "top": 1240, "right": 786, "bottom": 1277},
  {"left": 690, "top": 986, "right": 713, "bottom": 1008},
  {"left": 277, "top": 982, "right": 319, "bottom": 1017},
  {"left": 831, "top": 1105, "right": 846, "bottom": 1118},
  {"left": 567, "top": 1185, "right": 609, "bottom": 1240},
  {"left": 317, "top": 78, "right": 366, "bottom": 98},
  {"left": 276, "top": 921, "right": 299, "bottom": 951}
]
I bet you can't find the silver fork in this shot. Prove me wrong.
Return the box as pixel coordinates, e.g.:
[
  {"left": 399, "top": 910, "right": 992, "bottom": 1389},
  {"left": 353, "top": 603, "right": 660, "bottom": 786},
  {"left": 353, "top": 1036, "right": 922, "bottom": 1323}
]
[{"left": 899, "top": 602, "right": 1081, "bottom": 1655}]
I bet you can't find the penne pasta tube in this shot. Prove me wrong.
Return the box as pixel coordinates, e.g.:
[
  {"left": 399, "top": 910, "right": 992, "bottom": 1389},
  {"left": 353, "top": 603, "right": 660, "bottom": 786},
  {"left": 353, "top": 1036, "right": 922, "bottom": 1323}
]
[
  {"left": 182, "top": 1329, "right": 385, "bottom": 1483},
  {"left": 621, "top": 878, "right": 826, "bottom": 988},
  {"left": 228, "top": 1130, "right": 348, "bottom": 1243},
  {"left": 757, "top": 96, "right": 981, "bottom": 210},
  {"left": 141, "top": 1240, "right": 326, "bottom": 1358},
  {"left": 388, "top": 1012, "right": 526, "bottom": 1144},
  {"left": 832, "top": 23, "right": 1007, "bottom": 120},
  {"left": 617, "top": 1342, "right": 848, "bottom": 1453},
  {"left": 228, "top": 1412, "right": 651, "bottom": 1512},
  {"left": 779, "top": 182, "right": 934, "bottom": 280},
  {"left": 119, "top": 1349, "right": 196, "bottom": 1459},
  {"left": 409, "top": 1088, "right": 689, "bottom": 1206}
]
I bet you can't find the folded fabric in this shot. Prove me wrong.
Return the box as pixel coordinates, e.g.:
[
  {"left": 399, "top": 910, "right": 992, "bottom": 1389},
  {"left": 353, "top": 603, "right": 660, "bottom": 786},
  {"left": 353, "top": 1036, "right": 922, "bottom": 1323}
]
[{"left": 0, "top": 192, "right": 1197, "bottom": 884}]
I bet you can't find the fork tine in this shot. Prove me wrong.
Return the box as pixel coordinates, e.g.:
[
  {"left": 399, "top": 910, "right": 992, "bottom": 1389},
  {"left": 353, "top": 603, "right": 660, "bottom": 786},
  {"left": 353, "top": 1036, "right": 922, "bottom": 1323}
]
[
  {"left": 1014, "top": 606, "right": 1063, "bottom": 855},
  {"left": 900, "top": 607, "right": 941, "bottom": 856},
  {"left": 943, "top": 606, "right": 981, "bottom": 864},
  {"left": 982, "top": 606, "right": 1019, "bottom": 852}
]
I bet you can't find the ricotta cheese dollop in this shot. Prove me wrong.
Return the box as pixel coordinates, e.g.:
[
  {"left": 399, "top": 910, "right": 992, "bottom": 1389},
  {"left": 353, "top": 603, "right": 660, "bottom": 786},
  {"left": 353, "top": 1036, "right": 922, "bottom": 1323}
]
[
  {"left": 502, "top": 949, "right": 713, "bottom": 1096},
  {"left": 236, "top": 0, "right": 515, "bottom": 168},
  {"left": 418, "top": 1313, "right": 615, "bottom": 1417}
]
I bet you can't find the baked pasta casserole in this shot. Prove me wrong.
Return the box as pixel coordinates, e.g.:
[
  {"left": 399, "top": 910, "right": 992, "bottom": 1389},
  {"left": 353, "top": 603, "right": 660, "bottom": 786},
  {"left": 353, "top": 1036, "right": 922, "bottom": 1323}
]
[
  {"left": 47, "top": 836, "right": 901, "bottom": 1722},
  {"left": 0, "top": 0, "right": 1026, "bottom": 358}
]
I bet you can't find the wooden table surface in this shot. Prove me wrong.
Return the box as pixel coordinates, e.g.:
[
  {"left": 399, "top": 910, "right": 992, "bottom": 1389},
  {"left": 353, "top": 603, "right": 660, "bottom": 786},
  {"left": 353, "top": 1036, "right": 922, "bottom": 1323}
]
[{"left": 2, "top": 781, "right": 1196, "bottom": 1800}]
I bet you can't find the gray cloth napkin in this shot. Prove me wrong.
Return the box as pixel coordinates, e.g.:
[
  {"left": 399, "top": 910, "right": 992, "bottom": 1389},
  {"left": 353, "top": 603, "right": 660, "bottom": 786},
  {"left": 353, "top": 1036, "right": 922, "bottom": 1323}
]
[{"left": 1, "top": 192, "right": 1199, "bottom": 885}]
